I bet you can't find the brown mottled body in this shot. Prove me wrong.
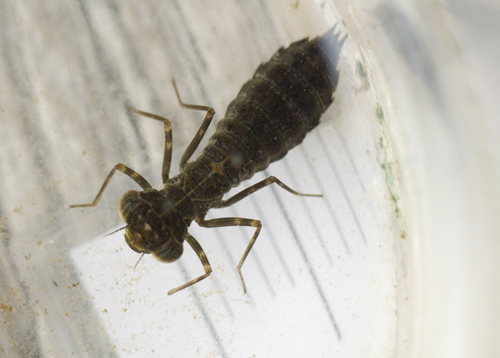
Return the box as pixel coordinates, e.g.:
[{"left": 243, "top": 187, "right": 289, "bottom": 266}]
[{"left": 71, "top": 27, "right": 344, "bottom": 294}]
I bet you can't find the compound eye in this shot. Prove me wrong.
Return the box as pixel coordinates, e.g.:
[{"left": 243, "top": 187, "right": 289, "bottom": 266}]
[
  {"left": 119, "top": 190, "right": 142, "bottom": 222},
  {"left": 124, "top": 226, "right": 147, "bottom": 253},
  {"left": 152, "top": 242, "right": 183, "bottom": 263}
]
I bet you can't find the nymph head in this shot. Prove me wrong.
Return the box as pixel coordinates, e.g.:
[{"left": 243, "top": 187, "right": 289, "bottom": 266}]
[{"left": 118, "top": 189, "right": 187, "bottom": 263}]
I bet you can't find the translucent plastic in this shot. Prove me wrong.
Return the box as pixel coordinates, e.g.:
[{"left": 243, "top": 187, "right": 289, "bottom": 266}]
[{"left": 1, "top": 1, "right": 499, "bottom": 357}]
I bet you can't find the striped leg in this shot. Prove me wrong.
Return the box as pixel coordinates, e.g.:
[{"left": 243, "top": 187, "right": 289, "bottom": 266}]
[
  {"left": 69, "top": 163, "right": 152, "bottom": 208},
  {"left": 126, "top": 106, "right": 173, "bottom": 184},
  {"left": 168, "top": 235, "right": 212, "bottom": 295},
  {"left": 172, "top": 79, "right": 216, "bottom": 170},
  {"left": 218, "top": 176, "right": 322, "bottom": 208},
  {"left": 198, "top": 217, "right": 262, "bottom": 293}
]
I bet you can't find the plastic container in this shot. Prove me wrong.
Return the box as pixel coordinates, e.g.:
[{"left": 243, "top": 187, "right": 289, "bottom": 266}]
[{"left": 1, "top": 1, "right": 499, "bottom": 357}]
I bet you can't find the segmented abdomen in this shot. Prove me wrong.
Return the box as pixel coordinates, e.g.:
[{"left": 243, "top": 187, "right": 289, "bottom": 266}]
[{"left": 200, "top": 28, "right": 342, "bottom": 189}]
